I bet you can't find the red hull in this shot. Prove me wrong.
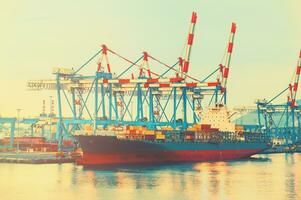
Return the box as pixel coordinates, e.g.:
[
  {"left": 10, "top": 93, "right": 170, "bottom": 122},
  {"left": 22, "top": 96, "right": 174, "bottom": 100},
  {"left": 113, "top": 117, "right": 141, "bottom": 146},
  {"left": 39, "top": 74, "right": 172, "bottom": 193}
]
[{"left": 77, "top": 149, "right": 262, "bottom": 165}]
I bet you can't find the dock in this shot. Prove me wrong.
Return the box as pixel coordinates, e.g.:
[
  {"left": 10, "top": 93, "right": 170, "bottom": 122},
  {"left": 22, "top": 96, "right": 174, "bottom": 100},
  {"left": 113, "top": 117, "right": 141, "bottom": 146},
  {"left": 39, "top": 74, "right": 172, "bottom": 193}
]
[{"left": 0, "top": 152, "right": 75, "bottom": 164}]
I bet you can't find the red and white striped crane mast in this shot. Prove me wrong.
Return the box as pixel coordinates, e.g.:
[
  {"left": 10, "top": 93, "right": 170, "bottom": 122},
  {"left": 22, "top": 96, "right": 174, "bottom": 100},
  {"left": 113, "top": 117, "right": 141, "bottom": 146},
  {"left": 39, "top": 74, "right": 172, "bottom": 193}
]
[
  {"left": 139, "top": 52, "right": 152, "bottom": 78},
  {"left": 288, "top": 50, "right": 301, "bottom": 108},
  {"left": 97, "top": 44, "right": 111, "bottom": 73},
  {"left": 218, "top": 22, "right": 237, "bottom": 105},
  {"left": 180, "top": 11, "right": 197, "bottom": 78}
]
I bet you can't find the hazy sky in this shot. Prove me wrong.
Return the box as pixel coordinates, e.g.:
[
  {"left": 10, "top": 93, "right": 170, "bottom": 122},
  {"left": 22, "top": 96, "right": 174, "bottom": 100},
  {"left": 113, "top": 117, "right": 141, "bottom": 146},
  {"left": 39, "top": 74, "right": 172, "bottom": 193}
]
[{"left": 0, "top": 0, "right": 300, "bottom": 117}]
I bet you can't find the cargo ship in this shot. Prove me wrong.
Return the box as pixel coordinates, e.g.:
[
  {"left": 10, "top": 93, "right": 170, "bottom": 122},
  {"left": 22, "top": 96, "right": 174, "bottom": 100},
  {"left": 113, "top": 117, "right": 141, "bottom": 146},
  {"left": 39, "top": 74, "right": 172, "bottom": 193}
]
[{"left": 76, "top": 107, "right": 271, "bottom": 166}]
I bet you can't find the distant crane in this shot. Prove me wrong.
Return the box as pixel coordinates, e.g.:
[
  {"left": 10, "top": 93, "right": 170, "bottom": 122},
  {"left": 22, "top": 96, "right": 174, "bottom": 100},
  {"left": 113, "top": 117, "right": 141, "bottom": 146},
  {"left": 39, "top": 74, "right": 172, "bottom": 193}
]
[{"left": 256, "top": 50, "right": 301, "bottom": 143}]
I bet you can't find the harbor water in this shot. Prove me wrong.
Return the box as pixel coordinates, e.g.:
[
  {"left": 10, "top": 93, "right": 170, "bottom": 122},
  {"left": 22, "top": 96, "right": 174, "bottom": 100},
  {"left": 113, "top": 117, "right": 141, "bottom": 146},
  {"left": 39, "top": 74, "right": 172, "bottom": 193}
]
[{"left": 0, "top": 153, "right": 300, "bottom": 200}]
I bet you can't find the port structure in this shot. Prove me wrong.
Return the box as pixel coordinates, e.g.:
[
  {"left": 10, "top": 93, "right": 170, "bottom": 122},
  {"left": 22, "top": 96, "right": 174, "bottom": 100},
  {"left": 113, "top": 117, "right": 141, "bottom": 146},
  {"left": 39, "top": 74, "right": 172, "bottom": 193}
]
[
  {"left": 0, "top": 117, "right": 44, "bottom": 149},
  {"left": 26, "top": 12, "right": 237, "bottom": 151},
  {"left": 256, "top": 50, "right": 301, "bottom": 143},
  {"left": 0, "top": 118, "right": 16, "bottom": 149}
]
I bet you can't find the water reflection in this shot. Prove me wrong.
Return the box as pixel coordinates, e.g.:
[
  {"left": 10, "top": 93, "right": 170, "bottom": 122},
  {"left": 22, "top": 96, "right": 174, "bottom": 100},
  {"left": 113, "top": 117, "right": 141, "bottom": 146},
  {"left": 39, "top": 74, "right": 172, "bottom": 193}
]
[{"left": 0, "top": 154, "right": 300, "bottom": 200}]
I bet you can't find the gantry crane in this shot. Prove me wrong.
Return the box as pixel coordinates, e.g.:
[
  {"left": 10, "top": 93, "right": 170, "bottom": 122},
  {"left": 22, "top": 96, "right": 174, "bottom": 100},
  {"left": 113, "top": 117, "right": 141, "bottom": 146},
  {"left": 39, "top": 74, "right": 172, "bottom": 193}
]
[
  {"left": 256, "top": 50, "right": 301, "bottom": 143},
  {"left": 27, "top": 12, "right": 237, "bottom": 151}
]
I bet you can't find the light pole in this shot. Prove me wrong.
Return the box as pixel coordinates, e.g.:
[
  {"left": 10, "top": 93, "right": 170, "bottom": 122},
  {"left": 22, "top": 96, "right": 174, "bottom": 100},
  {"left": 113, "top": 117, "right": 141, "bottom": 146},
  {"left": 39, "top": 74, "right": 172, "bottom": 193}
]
[
  {"left": 16, "top": 108, "right": 22, "bottom": 137},
  {"left": 49, "top": 96, "right": 52, "bottom": 139}
]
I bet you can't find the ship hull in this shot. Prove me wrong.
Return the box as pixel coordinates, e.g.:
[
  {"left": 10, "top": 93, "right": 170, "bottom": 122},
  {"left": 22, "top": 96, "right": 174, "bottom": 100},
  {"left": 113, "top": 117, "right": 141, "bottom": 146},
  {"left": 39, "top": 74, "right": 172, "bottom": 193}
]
[{"left": 76, "top": 135, "right": 269, "bottom": 166}]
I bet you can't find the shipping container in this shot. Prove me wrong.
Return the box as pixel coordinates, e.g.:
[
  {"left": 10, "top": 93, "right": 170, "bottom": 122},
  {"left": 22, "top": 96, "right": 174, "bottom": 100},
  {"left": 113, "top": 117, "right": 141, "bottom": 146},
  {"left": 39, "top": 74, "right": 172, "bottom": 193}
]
[
  {"left": 156, "top": 134, "right": 166, "bottom": 140},
  {"left": 201, "top": 124, "right": 211, "bottom": 130},
  {"left": 144, "top": 130, "right": 155, "bottom": 135},
  {"left": 144, "top": 135, "right": 156, "bottom": 140}
]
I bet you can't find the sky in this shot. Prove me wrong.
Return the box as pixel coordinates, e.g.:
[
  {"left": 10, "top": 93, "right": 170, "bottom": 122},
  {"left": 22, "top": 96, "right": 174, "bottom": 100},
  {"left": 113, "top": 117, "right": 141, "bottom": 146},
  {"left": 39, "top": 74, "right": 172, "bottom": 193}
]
[{"left": 0, "top": 0, "right": 300, "bottom": 117}]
